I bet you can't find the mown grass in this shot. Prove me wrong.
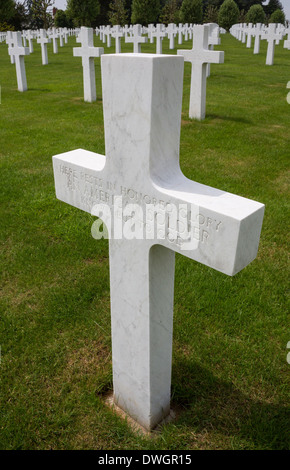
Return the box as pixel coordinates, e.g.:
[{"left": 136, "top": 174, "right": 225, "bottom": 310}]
[{"left": 0, "top": 33, "right": 289, "bottom": 450}]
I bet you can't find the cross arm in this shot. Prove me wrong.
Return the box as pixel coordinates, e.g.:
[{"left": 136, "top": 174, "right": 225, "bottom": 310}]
[
  {"left": 73, "top": 47, "right": 104, "bottom": 58},
  {"left": 53, "top": 149, "right": 107, "bottom": 214},
  {"left": 177, "top": 49, "right": 224, "bottom": 65},
  {"left": 154, "top": 175, "right": 264, "bottom": 277}
]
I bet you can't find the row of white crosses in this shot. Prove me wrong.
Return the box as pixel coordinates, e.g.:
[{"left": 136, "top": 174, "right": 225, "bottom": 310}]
[
  {"left": 96, "top": 23, "right": 198, "bottom": 55},
  {"left": 230, "top": 22, "right": 288, "bottom": 65},
  {"left": 52, "top": 52, "right": 265, "bottom": 431},
  {"left": 5, "top": 27, "right": 80, "bottom": 91},
  {"left": 74, "top": 24, "right": 224, "bottom": 119}
]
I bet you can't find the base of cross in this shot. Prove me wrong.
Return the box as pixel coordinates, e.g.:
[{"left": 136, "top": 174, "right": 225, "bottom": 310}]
[{"left": 105, "top": 392, "right": 176, "bottom": 434}]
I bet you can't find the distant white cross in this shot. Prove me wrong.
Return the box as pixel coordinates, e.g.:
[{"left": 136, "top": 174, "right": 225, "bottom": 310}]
[
  {"left": 177, "top": 23, "right": 183, "bottom": 45},
  {"left": 111, "top": 25, "right": 124, "bottom": 54},
  {"left": 261, "top": 24, "right": 282, "bottom": 65},
  {"left": 252, "top": 23, "right": 262, "bottom": 54},
  {"left": 246, "top": 23, "right": 254, "bottom": 48},
  {"left": 37, "top": 29, "right": 51, "bottom": 65},
  {"left": 53, "top": 53, "right": 264, "bottom": 431},
  {"left": 178, "top": 24, "right": 224, "bottom": 120},
  {"left": 10, "top": 31, "right": 30, "bottom": 92},
  {"left": 151, "top": 24, "right": 166, "bottom": 54},
  {"left": 125, "top": 24, "right": 147, "bottom": 53},
  {"left": 6, "top": 31, "right": 15, "bottom": 64},
  {"left": 73, "top": 27, "right": 104, "bottom": 102},
  {"left": 167, "top": 23, "right": 176, "bottom": 50},
  {"left": 284, "top": 27, "right": 290, "bottom": 50},
  {"left": 26, "top": 30, "right": 34, "bottom": 53},
  {"left": 206, "top": 23, "right": 221, "bottom": 77},
  {"left": 50, "top": 28, "right": 59, "bottom": 54}
]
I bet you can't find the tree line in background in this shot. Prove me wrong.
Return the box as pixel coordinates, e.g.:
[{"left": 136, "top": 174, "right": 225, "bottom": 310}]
[{"left": 0, "top": 0, "right": 287, "bottom": 32}]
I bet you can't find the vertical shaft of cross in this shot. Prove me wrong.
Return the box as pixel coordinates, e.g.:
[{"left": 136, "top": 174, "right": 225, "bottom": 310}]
[
  {"left": 109, "top": 241, "right": 175, "bottom": 429},
  {"left": 101, "top": 54, "right": 185, "bottom": 430},
  {"left": 11, "top": 31, "right": 29, "bottom": 92},
  {"left": 83, "top": 56, "right": 96, "bottom": 102}
]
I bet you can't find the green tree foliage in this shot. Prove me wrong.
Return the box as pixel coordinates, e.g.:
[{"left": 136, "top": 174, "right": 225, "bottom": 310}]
[
  {"left": 131, "top": 0, "right": 160, "bottom": 25},
  {"left": 54, "top": 9, "right": 72, "bottom": 27},
  {"left": 30, "top": 0, "right": 54, "bottom": 29},
  {"left": 203, "top": 5, "right": 219, "bottom": 23},
  {"left": 108, "top": 0, "right": 128, "bottom": 25},
  {"left": 265, "top": 0, "right": 283, "bottom": 16},
  {"left": 67, "top": 0, "right": 100, "bottom": 27},
  {"left": 239, "top": 8, "right": 247, "bottom": 22},
  {"left": 180, "top": 0, "right": 203, "bottom": 24},
  {"left": 218, "top": 0, "right": 239, "bottom": 31},
  {"left": 269, "top": 8, "right": 285, "bottom": 24},
  {"left": 0, "top": 0, "right": 15, "bottom": 24},
  {"left": 159, "top": 0, "right": 180, "bottom": 25},
  {"left": 246, "top": 4, "right": 266, "bottom": 23},
  {"left": 12, "top": 1, "right": 29, "bottom": 29}
]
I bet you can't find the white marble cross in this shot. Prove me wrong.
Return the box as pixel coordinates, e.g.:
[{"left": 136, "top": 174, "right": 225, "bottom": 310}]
[
  {"left": 284, "top": 27, "right": 290, "bottom": 49},
  {"left": 242, "top": 23, "right": 247, "bottom": 43},
  {"left": 177, "top": 23, "right": 183, "bottom": 45},
  {"left": 125, "top": 24, "right": 147, "bottom": 53},
  {"left": 10, "top": 31, "right": 30, "bottom": 92},
  {"left": 178, "top": 24, "right": 224, "bottom": 120},
  {"left": 111, "top": 25, "right": 123, "bottom": 54},
  {"left": 104, "top": 26, "right": 112, "bottom": 48},
  {"left": 37, "top": 29, "right": 51, "bottom": 65},
  {"left": 253, "top": 23, "right": 262, "bottom": 54},
  {"left": 246, "top": 23, "right": 254, "bottom": 48},
  {"left": 50, "top": 28, "right": 59, "bottom": 54},
  {"left": 59, "top": 29, "right": 64, "bottom": 47},
  {"left": 73, "top": 27, "right": 104, "bottom": 103},
  {"left": 147, "top": 24, "right": 155, "bottom": 44},
  {"left": 262, "top": 24, "right": 282, "bottom": 65},
  {"left": 206, "top": 23, "right": 220, "bottom": 77},
  {"left": 167, "top": 23, "right": 176, "bottom": 50},
  {"left": 151, "top": 24, "right": 166, "bottom": 54},
  {"left": 26, "top": 30, "right": 34, "bottom": 53},
  {"left": 53, "top": 53, "right": 264, "bottom": 431},
  {"left": 6, "top": 31, "right": 15, "bottom": 64}
]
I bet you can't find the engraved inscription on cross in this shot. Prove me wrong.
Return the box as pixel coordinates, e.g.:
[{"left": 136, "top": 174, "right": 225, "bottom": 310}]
[
  {"left": 53, "top": 54, "right": 264, "bottom": 431},
  {"left": 178, "top": 24, "right": 224, "bottom": 120},
  {"left": 73, "top": 26, "right": 104, "bottom": 103}
]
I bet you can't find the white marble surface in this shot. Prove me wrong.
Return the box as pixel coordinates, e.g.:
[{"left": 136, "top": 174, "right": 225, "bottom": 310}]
[
  {"left": 53, "top": 54, "right": 264, "bottom": 430},
  {"left": 10, "top": 32, "right": 30, "bottom": 92},
  {"left": 178, "top": 24, "right": 224, "bottom": 120},
  {"left": 261, "top": 24, "right": 282, "bottom": 65},
  {"left": 6, "top": 31, "right": 15, "bottom": 64},
  {"left": 111, "top": 25, "right": 123, "bottom": 54},
  {"left": 37, "top": 29, "right": 51, "bottom": 65},
  {"left": 125, "top": 24, "right": 147, "bottom": 53},
  {"left": 73, "top": 27, "right": 104, "bottom": 103},
  {"left": 151, "top": 24, "right": 166, "bottom": 54},
  {"left": 49, "top": 28, "right": 59, "bottom": 54}
]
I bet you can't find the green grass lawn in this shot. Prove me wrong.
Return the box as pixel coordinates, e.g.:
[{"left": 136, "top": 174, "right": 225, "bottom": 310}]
[{"left": 0, "top": 33, "right": 289, "bottom": 450}]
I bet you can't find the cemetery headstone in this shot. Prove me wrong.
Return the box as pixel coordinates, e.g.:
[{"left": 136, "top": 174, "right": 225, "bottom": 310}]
[
  {"left": 73, "top": 27, "right": 104, "bottom": 103},
  {"left": 177, "top": 25, "right": 224, "bottom": 120},
  {"left": 125, "top": 24, "right": 147, "bottom": 53},
  {"left": 37, "top": 29, "right": 51, "bottom": 65},
  {"left": 10, "top": 31, "right": 30, "bottom": 92},
  {"left": 52, "top": 53, "right": 265, "bottom": 430}
]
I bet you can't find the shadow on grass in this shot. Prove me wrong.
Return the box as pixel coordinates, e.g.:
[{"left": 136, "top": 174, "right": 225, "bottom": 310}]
[
  {"left": 206, "top": 114, "right": 252, "bottom": 124},
  {"left": 28, "top": 88, "right": 52, "bottom": 93},
  {"left": 171, "top": 357, "right": 289, "bottom": 450}
]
